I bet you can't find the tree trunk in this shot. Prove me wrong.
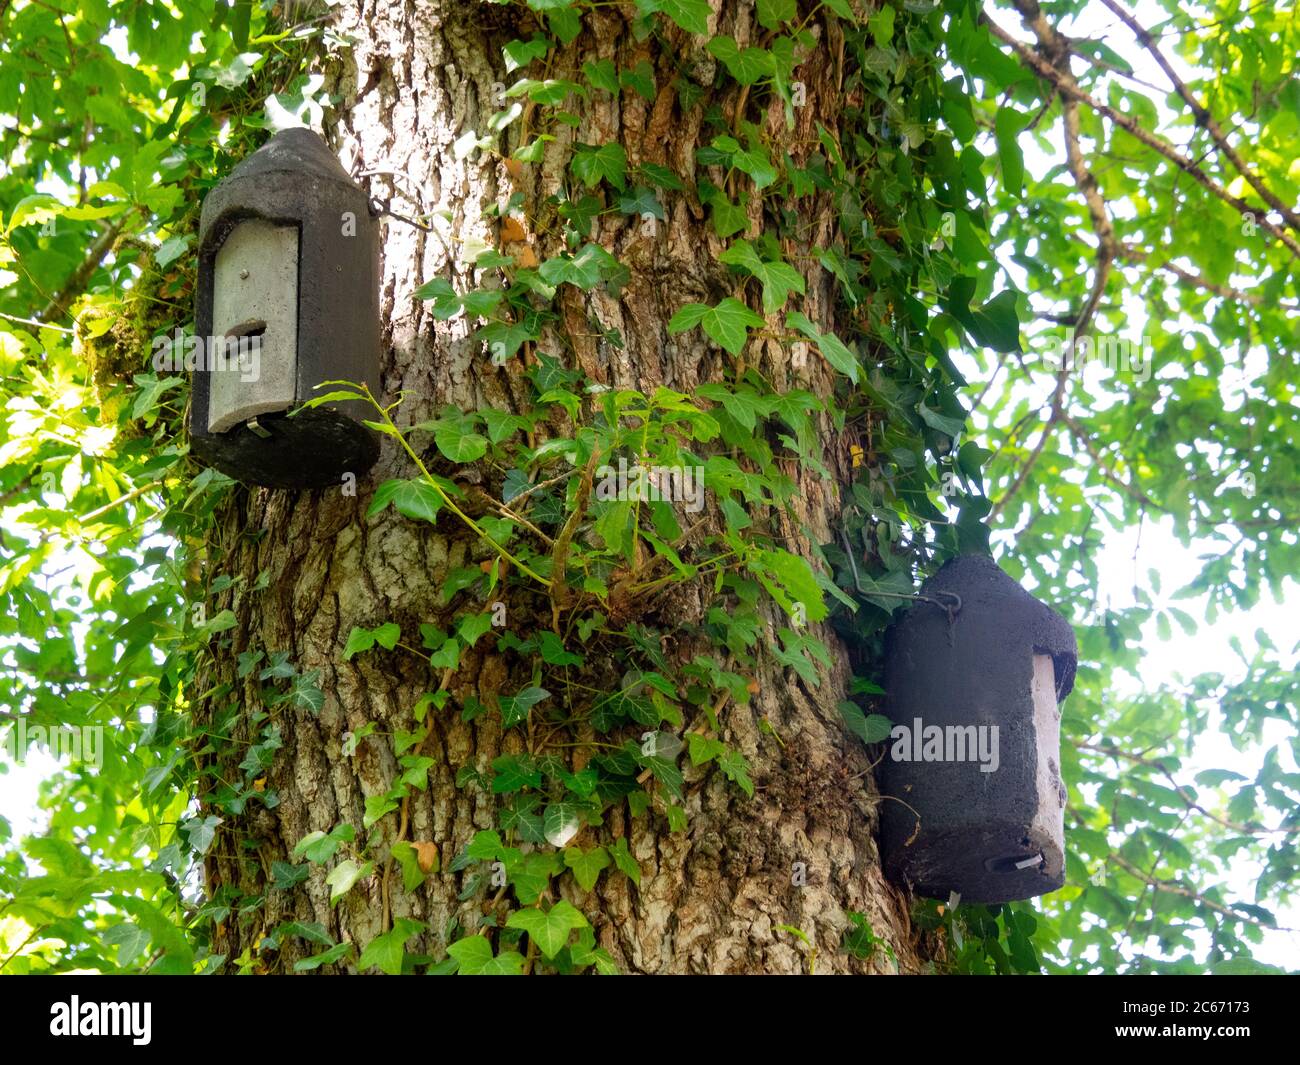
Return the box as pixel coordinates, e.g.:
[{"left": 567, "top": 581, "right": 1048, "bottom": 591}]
[{"left": 197, "top": 0, "right": 926, "bottom": 975}]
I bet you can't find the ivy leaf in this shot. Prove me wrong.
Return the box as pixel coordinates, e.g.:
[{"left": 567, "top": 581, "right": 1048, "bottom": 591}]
[
  {"left": 570, "top": 927, "right": 620, "bottom": 974},
  {"left": 697, "top": 383, "right": 775, "bottom": 431},
  {"left": 538, "top": 631, "right": 584, "bottom": 665},
  {"left": 457, "top": 612, "right": 494, "bottom": 648},
  {"left": 619, "top": 59, "right": 656, "bottom": 101},
  {"left": 276, "top": 921, "right": 335, "bottom": 948},
  {"left": 869, "top": 4, "right": 895, "bottom": 46},
  {"left": 342, "top": 622, "right": 402, "bottom": 660},
  {"left": 571, "top": 142, "right": 627, "bottom": 189},
  {"left": 508, "top": 850, "right": 563, "bottom": 904},
  {"left": 583, "top": 58, "right": 620, "bottom": 94},
  {"left": 293, "top": 824, "right": 355, "bottom": 864},
  {"left": 499, "top": 686, "right": 550, "bottom": 729},
  {"left": 731, "top": 144, "right": 778, "bottom": 189},
  {"left": 750, "top": 549, "right": 828, "bottom": 622},
  {"left": 500, "top": 795, "right": 546, "bottom": 844},
  {"left": 391, "top": 841, "right": 434, "bottom": 892},
  {"left": 464, "top": 830, "right": 508, "bottom": 864},
  {"left": 610, "top": 837, "right": 641, "bottom": 884},
  {"left": 699, "top": 181, "right": 748, "bottom": 237},
  {"left": 103, "top": 922, "right": 151, "bottom": 967},
  {"left": 358, "top": 918, "right": 425, "bottom": 975},
  {"left": 503, "top": 35, "right": 549, "bottom": 72},
  {"left": 719, "top": 240, "right": 805, "bottom": 312},
  {"left": 636, "top": 162, "right": 684, "bottom": 190},
  {"left": 543, "top": 801, "right": 583, "bottom": 847},
  {"left": 969, "top": 290, "right": 1022, "bottom": 353},
  {"left": 667, "top": 298, "right": 765, "bottom": 355},
  {"left": 368, "top": 478, "right": 444, "bottom": 523},
  {"left": 786, "top": 311, "right": 860, "bottom": 383},
  {"left": 491, "top": 754, "right": 544, "bottom": 794},
  {"left": 326, "top": 859, "right": 373, "bottom": 905},
  {"left": 642, "top": 0, "right": 711, "bottom": 36},
  {"left": 506, "top": 900, "right": 589, "bottom": 958},
  {"left": 917, "top": 401, "right": 967, "bottom": 438},
  {"left": 538, "top": 242, "right": 620, "bottom": 289},
  {"left": 757, "top": 0, "right": 796, "bottom": 29},
  {"left": 617, "top": 186, "right": 664, "bottom": 218},
  {"left": 294, "top": 942, "right": 353, "bottom": 971},
  {"left": 446, "top": 935, "right": 525, "bottom": 975},
  {"left": 707, "top": 36, "right": 775, "bottom": 85},
  {"left": 291, "top": 670, "right": 325, "bottom": 715},
  {"left": 717, "top": 749, "right": 754, "bottom": 797},
  {"left": 482, "top": 410, "right": 531, "bottom": 444},
  {"left": 563, "top": 845, "right": 611, "bottom": 891},
  {"left": 418, "top": 410, "right": 489, "bottom": 463},
  {"left": 994, "top": 106, "right": 1030, "bottom": 196},
  {"left": 839, "top": 701, "right": 895, "bottom": 744},
  {"left": 428, "top": 636, "right": 461, "bottom": 670},
  {"left": 687, "top": 733, "right": 726, "bottom": 766}
]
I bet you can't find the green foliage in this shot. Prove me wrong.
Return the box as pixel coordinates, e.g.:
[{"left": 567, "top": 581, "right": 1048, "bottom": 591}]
[{"left": 0, "top": 0, "right": 1294, "bottom": 978}]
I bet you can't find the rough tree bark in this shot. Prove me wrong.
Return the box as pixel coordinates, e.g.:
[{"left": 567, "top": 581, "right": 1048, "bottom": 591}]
[{"left": 197, "top": 0, "right": 929, "bottom": 974}]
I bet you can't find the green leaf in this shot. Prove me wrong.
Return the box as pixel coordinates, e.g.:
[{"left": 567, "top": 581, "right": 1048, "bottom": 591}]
[
  {"left": 757, "top": 0, "right": 796, "bottom": 29},
  {"left": 506, "top": 900, "right": 589, "bottom": 958},
  {"left": 277, "top": 921, "right": 335, "bottom": 948},
  {"left": 103, "top": 921, "right": 151, "bottom": 967},
  {"left": 342, "top": 622, "right": 402, "bottom": 660},
  {"left": 543, "top": 801, "right": 583, "bottom": 848},
  {"left": 720, "top": 240, "right": 805, "bottom": 312},
  {"left": 457, "top": 612, "right": 494, "bottom": 648},
  {"left": 294, "top": 942, "right": 353, "bottom": 971},
  {"left": 644, "top": 0, "right": 711, "bottom": 35},
  {"left": 717, "top": 749, "right": 753, "bottom": 796},
  {"left": 326, "top": 859, "right": 373, "bottom": 905},
  {"left": 563, "top": 845, "right": 611, "bottom": 891},
  {"left": 359, "top": 918, "right": 425, "bottom": 975},
  {"left": 969, "top": 290, "right": 1021, "bottom": 353},
  {"left": 707, "top": 36, "right": 775, "bottom": 85},
  {"left": 687, "top": 733, "right": 725, "bottom": 766},
  {"left": 391, "top": 841, "right": 430, "bottom": 893},
  {"left": 786, "top": 311, "right": 860, "bottom": 383},
  {"left": 368, "top": 478, "right": 444, "bottom": 523},
  {"left": 995, "top": 106, "right": 1029, "bottom": 196},
  {"left": 491, "top": 755, "right": 543, "bottom": 794},
  {"left": 731, "top": 144, "right": 778, "bottom": 189},
  {"left": 500, "top": 686, "right": 550, "bottom": 729},
  {"left": 869, "top": 4, "right": 895, "bottom": 46},
  {"left": 583, "top": 58, "right": 620, "bottom": 94},
  {"left": 291, "top": 671, "right": 324, "bottom": 715},
  {"left": 418, "top": 410, "right": 489, "bottom": 464},
  {"left": 839, "top": 701, "right": 894, "bottom": 744},
  {"left": 668, "top": 297, "right": 765, "bottom": 355},
  {"left": 446, "top": 935, "right": 525, "bottom": 975},
  {"left": 538, "top": 630, "right": 583, "bottom": 665},
  {"left": 917, "top": 401, "right": 966, "bottom": 438},
  {"left": 751, "top": 548, "right": 828, "bottom": 622},
  {"left": 571, "top": 142, "right": 627, "bottom": 189},
  {"left": 610, "top": 837, "right": 641, "bottom": 884}
]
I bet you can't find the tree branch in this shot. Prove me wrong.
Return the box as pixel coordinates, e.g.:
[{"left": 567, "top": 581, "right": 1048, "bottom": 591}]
[
  {"left": 1099, "top": 0, "right": 1300, "bottom": 234},
  {"left": 982, "top": 5, "right": 1300, "bottom": 260},
  {"left": 37, "top": 209, "right": 139, "bottom": 324}
]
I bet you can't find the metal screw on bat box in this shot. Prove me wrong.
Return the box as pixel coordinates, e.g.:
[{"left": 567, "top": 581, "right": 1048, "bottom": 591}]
[
  {"left": 879, "top": 554, "right": 1077, "bottom": 904},
  {"left": 189, "top": 128, "right": 381, "bottom": 488}
]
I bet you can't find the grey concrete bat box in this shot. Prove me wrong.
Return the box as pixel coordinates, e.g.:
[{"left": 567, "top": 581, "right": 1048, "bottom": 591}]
[
  {"left": 190, "top": 128, "right": 380, "bottom": 488},
  {"left": 879, "top": 554, "right": 1077, "bottom": 903}
]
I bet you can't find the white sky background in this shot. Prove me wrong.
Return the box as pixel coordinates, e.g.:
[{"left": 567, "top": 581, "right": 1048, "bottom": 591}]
[{"left": 1, "top": 0, "right": 1297, "bottom": 971}]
